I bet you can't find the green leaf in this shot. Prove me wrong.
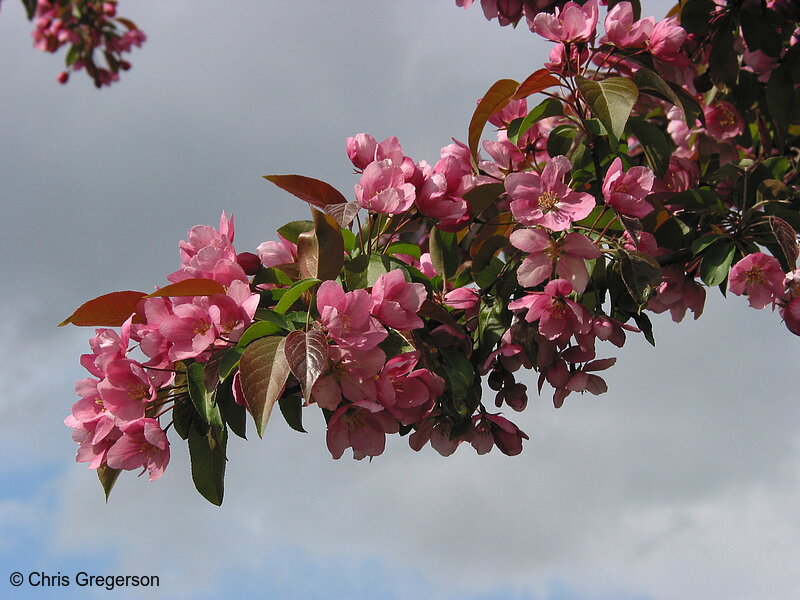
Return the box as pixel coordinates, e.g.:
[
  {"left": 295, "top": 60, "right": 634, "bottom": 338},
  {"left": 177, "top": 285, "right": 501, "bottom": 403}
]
[
  {"left": 188, "top": 426, "right": 227, "bottom": 506},
  {"left": 264, "top": 174, "right": 348, "bottom": 209},
  {"left": 680, "top": 0, "right": 716, "bottom": 34},
  {"left": 341, "top": 229, "right": 357, "bottom": 253},
  {"left": 216, "top": 378, "right": 247, "bottom": 439},
  {"left": 766, "top": 64, "right": 793, "bottom": 135},
  {"left": 469, "top": 79, "right": 520, "bottom": 163},
  {"left": 239, "top": 336, "right": 292, "bottom": 437},
  {"left": 575, "top": 206, "right": 624, "bottom": 232},
  {"left": 276, "top": 220, "right": 314, "bottom": 244},
  {"left": 274, "top": 278, "right": 320, "bottom": 314},
  {"left": 633, "top": 68, "right": 684, "bottom": 116},
  {"left": 278, "top": 395, "right": 306, "bottom": 433},
  {"left": 617, "top": 249, "right": 662, "bottom": 304},
  {"left": 507, "top": 97, "right": 563, "bottom": 145},
  {"left": 631, "top": 312, "right": 655, "bottom": 347},
  {"left": 386, "top": 242, "right": 422, "bottom": 260},
  {"left": 216, "top": 348, "right": 243, "bottom": 383},
  {"left": 691, "top": 233, "right": 723, "bottom": 256},
  {"left": 708, "top": 26, "right": 739, "bottom": 89},
  {"left": 283, "top": 330, "right": 329, "bottom": 403},
  {"left": 187, "top": 362, "right": 224, "bottom": 428},
  {"left": 439, "top": 348, "right": 479, "bottom": 420},
  {"left": 576, "top": 76, "right": 638, "bottom": 143},
  {"left": 429, "top": 226, "right": 460, "bottom": 281},
  {"left": 96, "top": 465, "right": 122, "bottom": 502},
  {"left": 463, "top": 183, "right": 505, "bottom": 218},
  {"left": 343, "top": 253, "right": 390, "bottom": 289},
  {"left": 626, "top": 117, "right": 673, "bottom": 176},
  {"left": 475, "top": 298, "right": 511, "bottom": 365},
  {"left": 547, "top": 124, "right": 579, "bottom": 158},
  {"left": 22, "top": 0, "right": 38, "bottom": 20},
  {"left": 699, "top": 241, "right": 735, "bottom": 286},
  {"left": 668, "top": 188, "right": 726, "bottom": 213}
]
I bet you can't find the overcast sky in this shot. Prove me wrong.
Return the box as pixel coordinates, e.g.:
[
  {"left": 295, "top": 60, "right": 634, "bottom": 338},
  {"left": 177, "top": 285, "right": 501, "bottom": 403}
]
[{"left": 2, "top": 1, "right": 799, "bottom": 599}]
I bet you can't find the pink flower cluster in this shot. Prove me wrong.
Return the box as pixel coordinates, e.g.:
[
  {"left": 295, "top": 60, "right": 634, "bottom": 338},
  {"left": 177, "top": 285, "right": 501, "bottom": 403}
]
[
  {"left": 67, "top": 213, "right": 260, "bottom": 480},
  {"left": 31, "top": 0, "right": 145, "bottom": 87}
]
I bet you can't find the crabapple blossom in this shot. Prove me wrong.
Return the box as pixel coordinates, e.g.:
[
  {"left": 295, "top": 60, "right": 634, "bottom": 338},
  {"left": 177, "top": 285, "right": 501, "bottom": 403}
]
[
  {"left": 728, "top": 252, "right": 786, "bottom": 309},
  {"left": 703, "top": 101, "right": 745, "bottom": 142},
  {"left": 317, "top": 280, "right": 387, "bottom": 350},
  {"left": 355, "top": 160, "right": 416, "bottom": 214},
  {"left": 371, "top": 269, "right": 427, "bottom": 330},
  {"left": 532, "top": 0, "right": 599, "bottom": 43},
  {"left": 602, "top": 157, "right": 655, "bottom": 218},
  {"left": 326, "top": 405, "right": 399, "bottom": 460},
  {"left": 105, "top": 418, "right": 170, "bottom": 481},
  {"left": 603, "top": 2, "right": 654, "bottom": 48},
  {"left": 510, "top": 228, "right": 600, "bottom": 292},
  {"left": 508, "top": 278, "right": 592, "bottom": 342},
  {"left": 506, "top": 155, "right": 595, "bottom": 231}
]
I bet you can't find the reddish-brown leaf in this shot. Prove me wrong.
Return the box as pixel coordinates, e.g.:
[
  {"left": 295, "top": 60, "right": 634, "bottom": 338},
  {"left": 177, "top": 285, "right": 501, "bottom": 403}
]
[
  {"left": 283, "top": 330, "right": 329, "bottom": 403},
  {"left": 59, "top": 290, "right": 146, "bottom": 327},
  {"left": 769, "top": 215, "right": 799, "bottom": 268},
  {"left": 513, "top": 68, "right": 560, "bottom": 100},
  {"left": 324, "top": 201, "right": 361, "bottom": 228},
  {"left": 239, "top": 336, "right": 291, "bottom": 438},
  {"left": 297, "top": 209, "right": 345, "bottom": 281},
  {"left": 264, "top": 174, "right": 348, "bottom": 209},
  {"left": 146, "top": 278, "right": 226, "bottom": 298},
  {"left": 468, "top": 78, "right": 520, "bottom": 164}
]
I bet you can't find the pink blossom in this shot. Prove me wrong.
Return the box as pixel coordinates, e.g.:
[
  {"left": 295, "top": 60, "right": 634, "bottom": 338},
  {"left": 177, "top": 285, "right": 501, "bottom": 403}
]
[
  {"left": 510, "top": 228, "right": 600, "bottom": 292},
  {"left": 652, "top": 156, "right": 700, "bottom": 194},
  {"left": 409, "top": 415, "right": 461, "bottom": 456},
  {"left": 66, "top": 416, "right": 122, "bottom": 470},
  {"left": 97, "top": 358, "right": 160, "bottom": 422},
  {"left": 533, "top": 0, "right": 598, "bottom": 43},
  {"left": 603, "top": 2, "right": 654, "bottom": 48},
  {"left": 506, "top": 155, "right": 595, "bottom": 231},
  {"left": 545, "top": 42, "right": 590, "bottom": 75},
  {"left": 415, "top": 155, "right": 471, "bottom": 231},
  {"left": 326, "top": 405, "right": 399, "bottom": 459},
  {"left": 728, "top": 252, "right": 785, "bottom": 309},
  {"left": 487, "top": 98, "right": 527, "bottom": 127},
  {"left": 371, "top": 269, "right": 427, "bottom": 330},
  {"left": 647, "top": 267, "right": 706, "bottom": 322},
  {"left": 317, "top": 280, "right": 387, "bottom": 350},
  {"left": 481, "top": 413, "right": 529, "bottom": 456},
  {"left": 355, "top": 160, "right": 416, "bottom": 214},
  {"left": 703, "top": 101, "right": 745, "bottom": 142},
  {"left": 159, "top": 301, "right": 219, "bottom": 361},
  {"left": 508, "top": 278, "right": 592, "bottom": 341},
  {"left": 380, "top": 352, "right": 444, "bottom": 425},
  {"left": 256, "top": 236, "right": 297, "bottom": 267},
  {"left": 647, "top": 17, "right": 689, "bottom": 66},
  {"left": 602, "top": 157, "right": 655, "bottom": 218},
  {"left": 105, "top": 418, "right": 170, "bottom": 481},
  {"left": 312, "top": 347, "right": 388, "bottom": 412},
  {"left": 545, "top": 356, "right": 615, "bottom": 408},
  {"left": 781, "top": 297, "right": 800, "bottom": 336},
  {"left": 346, "top": 134, "right": 404, "bottom": 170}
]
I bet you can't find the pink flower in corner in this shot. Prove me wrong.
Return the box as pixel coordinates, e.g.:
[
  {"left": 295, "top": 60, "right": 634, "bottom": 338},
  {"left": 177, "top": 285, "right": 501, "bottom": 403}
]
[
  {"left": 602, "top": 157, "right": 655, "bottom": 218},
  {"left": 346, "top": 134, "right": 404, "bottom": 170},
  {"left": 506, "top": 155, "right": 595, "bottom": 231},
  {"left": 510, "top": 228, "right": 600, "bottom": 292},
  {"left": 728, "top": 252, "right": 785, "bottom": 309},
  {"left": 105, "top": 418, "right": 170, "bottom": 481},
  {"left": 371, "top": 270, "right": 427, "bottom": 330},
  {"left": 533, "top": 0, "right": 598, "bottom": 43}
]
